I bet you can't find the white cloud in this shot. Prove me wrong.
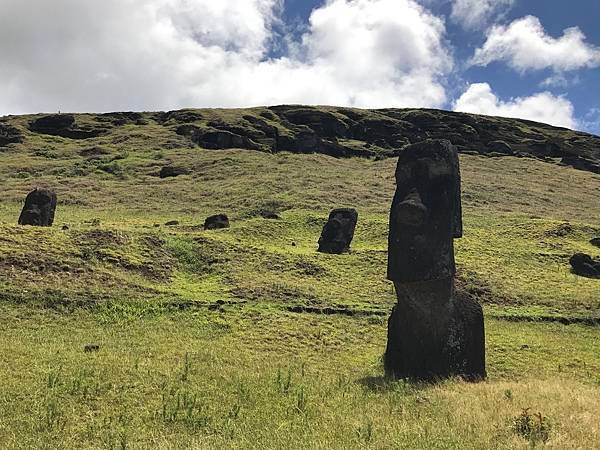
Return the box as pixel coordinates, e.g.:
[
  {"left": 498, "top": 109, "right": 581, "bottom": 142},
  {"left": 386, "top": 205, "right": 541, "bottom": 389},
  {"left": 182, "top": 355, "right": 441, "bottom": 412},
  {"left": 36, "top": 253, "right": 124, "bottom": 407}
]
[
  {"left": 453, "top": 82, "right": 577, "bottom": 129},
  {"left": 0, "top": 0, "right": 453, "bottom": 115},
  {"left": 450, "top": 0, "right": 514, "bottom": 30},
  {"left": 471, "top": 16, "right": 600, "bottom": 72}
]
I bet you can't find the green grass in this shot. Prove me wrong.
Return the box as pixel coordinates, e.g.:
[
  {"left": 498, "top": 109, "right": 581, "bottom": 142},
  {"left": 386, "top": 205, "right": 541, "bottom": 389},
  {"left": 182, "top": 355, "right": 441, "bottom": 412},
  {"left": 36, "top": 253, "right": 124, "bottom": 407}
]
[
  {"left": 0, "top": 113, "right": 599, "bottom": 448},
  {"left": 0, "top": 307, "right": 599, "bottom": 449}
]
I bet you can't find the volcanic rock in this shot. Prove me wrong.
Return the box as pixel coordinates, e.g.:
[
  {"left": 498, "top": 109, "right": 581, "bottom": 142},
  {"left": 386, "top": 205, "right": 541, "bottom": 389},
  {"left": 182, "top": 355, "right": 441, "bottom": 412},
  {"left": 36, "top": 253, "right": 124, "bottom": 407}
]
[
  {"left": 569, "top": 253, "right": 600, "bottom": 278},
  {"left": 204, "top": 214, "right": 230, "bottom": 230}
]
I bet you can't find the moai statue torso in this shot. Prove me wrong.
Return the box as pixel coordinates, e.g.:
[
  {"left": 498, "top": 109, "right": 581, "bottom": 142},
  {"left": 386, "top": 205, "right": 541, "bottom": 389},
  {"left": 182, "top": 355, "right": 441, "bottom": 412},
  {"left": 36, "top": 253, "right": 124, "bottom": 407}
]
[{"left": 384, "top": 140, "right": 485, "bottom": 381}]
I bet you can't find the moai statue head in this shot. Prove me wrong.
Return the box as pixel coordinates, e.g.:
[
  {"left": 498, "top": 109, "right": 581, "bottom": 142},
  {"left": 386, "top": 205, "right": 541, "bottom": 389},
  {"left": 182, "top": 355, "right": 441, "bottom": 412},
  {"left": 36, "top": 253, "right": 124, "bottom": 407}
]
[
  {"left": 318, "top": 208, "right": 359, "bottom": 254},
  {"left": 387, "top": 140, "right": 462, "bottom": 283},
  {"left": 18, "top": 188, "right": 57, "bottom": 227}
]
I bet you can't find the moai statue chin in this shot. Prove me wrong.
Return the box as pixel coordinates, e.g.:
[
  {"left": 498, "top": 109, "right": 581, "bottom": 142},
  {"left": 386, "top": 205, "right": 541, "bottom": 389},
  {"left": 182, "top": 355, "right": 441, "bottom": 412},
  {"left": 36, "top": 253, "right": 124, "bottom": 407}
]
[{"left": 384, "top": 139, "right": 486, "bottom": 381}]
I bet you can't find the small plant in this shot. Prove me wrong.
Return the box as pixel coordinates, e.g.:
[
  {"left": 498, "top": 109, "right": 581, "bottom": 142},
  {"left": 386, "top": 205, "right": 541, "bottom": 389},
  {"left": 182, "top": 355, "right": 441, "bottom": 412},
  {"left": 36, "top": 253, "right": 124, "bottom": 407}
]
[
  {"left": 41, "top": 397, "right": 66, "bottom": 432},
  {"left": 276, "top": 367, "right": 293, "bottom": 394},
  {"left": 504, "top": 389, "right": 513, "bottom": 400},
  {"left": 294, "top": 386, "right": 308, "bottom": 415},
  {"left": 512, "top": 408, "right": 552, "bottom": 446},
  {"left": 357, "top": 418, "right": 374, "bottom": 444},
  {"left": 180, "top": 352, "right": 192, "bottom": 382}
]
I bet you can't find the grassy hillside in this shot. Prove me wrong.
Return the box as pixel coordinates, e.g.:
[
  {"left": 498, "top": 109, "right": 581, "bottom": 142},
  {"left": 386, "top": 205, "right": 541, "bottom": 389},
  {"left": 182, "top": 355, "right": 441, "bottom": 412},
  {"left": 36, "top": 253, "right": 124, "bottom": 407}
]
[{"left": 0, "top": 108, "right": 599, "bottom": 448}]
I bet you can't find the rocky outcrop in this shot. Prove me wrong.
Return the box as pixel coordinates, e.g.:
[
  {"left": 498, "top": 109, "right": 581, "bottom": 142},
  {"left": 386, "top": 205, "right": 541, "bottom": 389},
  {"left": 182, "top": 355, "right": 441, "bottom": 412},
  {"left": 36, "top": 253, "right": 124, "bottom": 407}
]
[
  {"left": 18, "top": 188, "right": 57, "bottom": 227},
  {"left": 385, "top": 140, "right": 486, "bottom": 381},
  {"left": 0, "top": 122, "right": 23, "bottom": 147},
  {"left": 317, "top": 208, "right": 358, "bottom": 254},
  {"left": 4, "top": 106, "right": 600, "bottom": 173},
  {"left": 204, "top": 214, "right": 230, "bottom": 230},
  {"left": 29, "top": 114, "right": 108, "bottom": 139},
  {"left": 569, "top": 253, "right": 600, "bottom": 278}
]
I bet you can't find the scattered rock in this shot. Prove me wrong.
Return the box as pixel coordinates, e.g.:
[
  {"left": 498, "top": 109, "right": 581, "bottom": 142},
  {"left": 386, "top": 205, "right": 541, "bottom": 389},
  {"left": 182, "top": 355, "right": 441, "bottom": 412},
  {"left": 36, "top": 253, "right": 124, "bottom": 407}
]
[
  {"left": 569, "top": 253, "right": 600, "bottom": 278},
  {"left": 317, "top": 208, "right": 358, "bottom": 254},
  {"left": 204, "top": 214, "right": 230, "bottom": 230},
  {"left": 165, "top": 220, "right": 179, "bottom": 226},
  {"left": 61, "top": 224, "right": 69, "bottom": 231},
  {"left": 259, "top": 210, "right": 280, "bottom": 220},
  {"left": 159, "top": 166, "right": 188, "bottom": 178},
  {"left": 545, "top": 223, "right": 573, "bottom": 237},
  {"left": 590, "top": 238, "right": 600, "bottom": 248},
  {"left": 84, "top": 344, "right": 100, "bottom": 353},
  {"left": 18, "top": 188, "right": 57, "bottom": 227}
]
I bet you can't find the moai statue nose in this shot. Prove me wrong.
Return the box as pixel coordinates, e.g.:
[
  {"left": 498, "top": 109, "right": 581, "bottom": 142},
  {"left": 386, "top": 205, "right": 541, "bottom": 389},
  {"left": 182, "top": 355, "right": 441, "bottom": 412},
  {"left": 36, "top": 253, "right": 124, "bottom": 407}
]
[{"left": 396, "top": 188, "right": 428, "bottom": 227}]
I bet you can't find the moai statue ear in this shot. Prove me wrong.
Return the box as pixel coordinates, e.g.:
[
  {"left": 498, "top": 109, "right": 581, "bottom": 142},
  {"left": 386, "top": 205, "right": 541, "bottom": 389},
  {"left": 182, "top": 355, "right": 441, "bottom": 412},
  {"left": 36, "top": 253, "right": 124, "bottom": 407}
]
[{"left": 449, "top": 144, "right": 463, "bottom": 239}]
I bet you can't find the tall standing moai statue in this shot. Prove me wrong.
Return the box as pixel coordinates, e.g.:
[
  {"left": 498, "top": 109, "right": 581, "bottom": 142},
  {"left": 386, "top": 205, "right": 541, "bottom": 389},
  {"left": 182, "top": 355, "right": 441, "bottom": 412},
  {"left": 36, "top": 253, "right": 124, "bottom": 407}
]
[{"left": 384, "top": 139, "right": 486, "bottom": 381}]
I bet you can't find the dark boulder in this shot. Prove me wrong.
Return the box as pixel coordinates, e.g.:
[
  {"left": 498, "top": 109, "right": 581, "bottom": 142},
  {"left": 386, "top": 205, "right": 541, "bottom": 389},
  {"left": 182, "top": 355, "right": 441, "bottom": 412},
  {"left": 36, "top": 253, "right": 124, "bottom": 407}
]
[
  {"left": 487, "top": 140, "right": 513, "bottom": 155},
  {"left": 317, "top": 208, "right": 358, "bottom": 254},
  {"left": 0, "top": 123, "right": 24, "bottom": 147},
  {"left": 159, "top": 110, "right": 204, "bottom": 124},
  {"left": 560, "top": 155, "right": 600, "bottom": 174},
  {"left": 165, "top": 220, "right": 179, "bottom": 226},
  {"left": 159, "top": 166, "right": 188, "bottom": 178},
  {"left": 176, "top": 125, "right": 260, "bottom": 151},
  {"left": 590, "top": 238, "right": 600, "bottom": 248},
  {"left": 259, "top": 210, "right": 280, "bottom": 220},
  {"left": 204, "top": 214, "right": 230, "bottom": 230},
  {"left": 569, "top": 253, "right": 600, "bottom": 278},
  {"left": 18, "top": 188, "right": 57, "bottom": 227},
  {"left": 385, "top": 139, "right": 485, "bottom": 381},
  {"left": 29, "top": 114, "right": 107, "bottom": 139}
]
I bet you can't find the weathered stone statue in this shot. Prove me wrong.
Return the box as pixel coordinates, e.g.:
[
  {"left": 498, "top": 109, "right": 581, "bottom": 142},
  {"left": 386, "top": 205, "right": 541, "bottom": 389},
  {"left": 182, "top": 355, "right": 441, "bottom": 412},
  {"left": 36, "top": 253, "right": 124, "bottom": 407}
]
[
  {"left": 18, "top": 188, "right": 57, "bottom": 227},
  {"left": 318, "top": 208, "right": 358, "bottom": 254},
  {"left": 384, "top": 140, "right": 486, "bottom": 381}
]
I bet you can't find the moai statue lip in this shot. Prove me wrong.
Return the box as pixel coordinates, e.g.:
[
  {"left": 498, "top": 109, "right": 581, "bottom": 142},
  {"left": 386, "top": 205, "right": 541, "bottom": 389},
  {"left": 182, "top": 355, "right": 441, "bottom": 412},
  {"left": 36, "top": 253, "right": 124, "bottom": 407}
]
[{"left": 387, "top": 139, "right": 462, "bottom": 283}]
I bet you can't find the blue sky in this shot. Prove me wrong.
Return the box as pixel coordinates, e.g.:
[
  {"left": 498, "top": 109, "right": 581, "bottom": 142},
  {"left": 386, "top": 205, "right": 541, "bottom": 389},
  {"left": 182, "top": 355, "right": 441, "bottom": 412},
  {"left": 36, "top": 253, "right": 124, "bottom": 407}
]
[
  {"left": 282, "top": 0, "right": 600, "bottom": 134},
  {"left": 1, "top": 0, "right": 599, "bottom": 134}
]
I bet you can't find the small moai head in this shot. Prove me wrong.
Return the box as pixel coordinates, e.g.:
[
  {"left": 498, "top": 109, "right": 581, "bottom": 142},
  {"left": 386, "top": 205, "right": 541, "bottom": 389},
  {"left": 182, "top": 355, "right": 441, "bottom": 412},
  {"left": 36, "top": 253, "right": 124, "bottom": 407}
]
[
  {"left": 318, "top": 208, "right": 358, "bottom": 254},
  {"left": 387, "top": 140, "right": 462, "bottom": 282},
  {"left": 18, "top": 188, "right": 57, "bottom": 227}
]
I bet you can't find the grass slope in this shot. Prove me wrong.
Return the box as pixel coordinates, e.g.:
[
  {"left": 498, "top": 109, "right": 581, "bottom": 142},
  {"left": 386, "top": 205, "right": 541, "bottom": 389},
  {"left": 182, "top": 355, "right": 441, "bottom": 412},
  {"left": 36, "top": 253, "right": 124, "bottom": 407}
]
[{"left": 0, "top": 110, "right": 599, "bottom": 448}]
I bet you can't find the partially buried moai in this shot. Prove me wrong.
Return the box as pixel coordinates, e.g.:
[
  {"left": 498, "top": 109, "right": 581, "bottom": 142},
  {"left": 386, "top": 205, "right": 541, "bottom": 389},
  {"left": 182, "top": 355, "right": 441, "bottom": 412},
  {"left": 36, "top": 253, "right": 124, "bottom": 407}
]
[
  {"left": 318, "top": 208, "right": 358, "bottom": 254},
  {"left": 384, "top": 139, "right": 485, "bottom": 381},
  {"left": 18, "top": 188, "right": 57, "bottom": 227}
]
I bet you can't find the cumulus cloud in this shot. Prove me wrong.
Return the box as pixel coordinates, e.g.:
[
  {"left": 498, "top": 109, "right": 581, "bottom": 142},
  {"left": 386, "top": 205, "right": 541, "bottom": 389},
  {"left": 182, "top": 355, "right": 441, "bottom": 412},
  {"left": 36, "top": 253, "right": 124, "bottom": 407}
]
[
  {"left": 450, "top": 0, "right": 514, "bottom": 30},
  {"left": 0, "top": 0, "right": 453, "bottom": 115},
  {"left": 453, "top": 83, "right": 577, "bottom": 129},
  {"left": 471, "top": 16, "right": 600, "bottom": 72}
]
